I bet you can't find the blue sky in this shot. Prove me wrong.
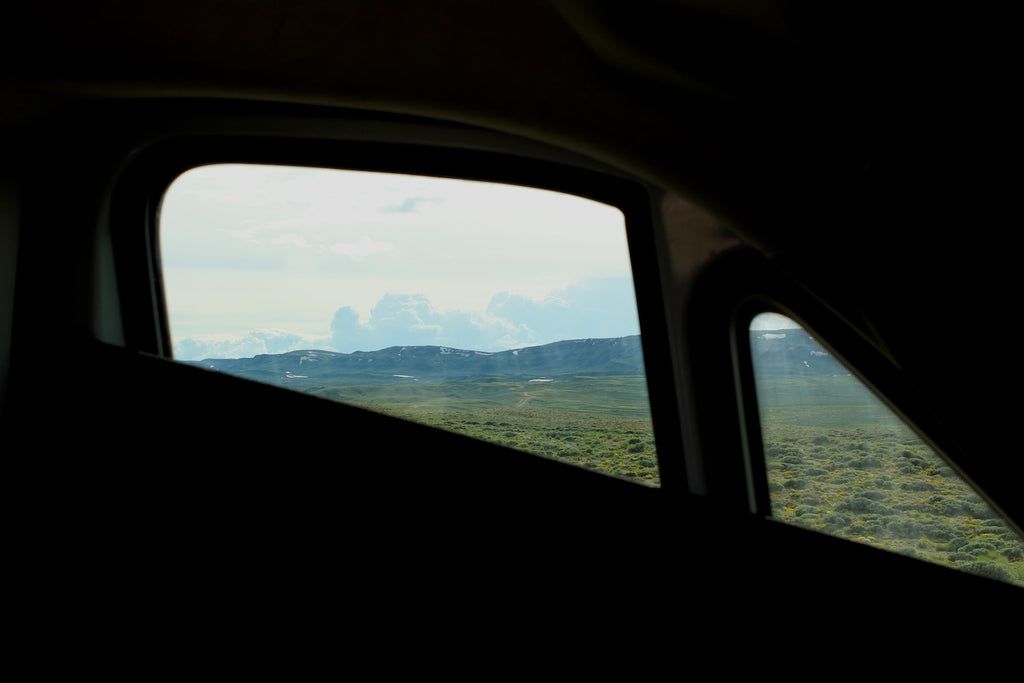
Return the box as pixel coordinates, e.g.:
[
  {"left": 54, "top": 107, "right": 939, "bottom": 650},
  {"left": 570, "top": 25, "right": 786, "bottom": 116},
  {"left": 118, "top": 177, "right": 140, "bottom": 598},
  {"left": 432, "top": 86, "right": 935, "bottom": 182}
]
[{"left": 160, "top": 164, "right": 642, "bottom": 360}]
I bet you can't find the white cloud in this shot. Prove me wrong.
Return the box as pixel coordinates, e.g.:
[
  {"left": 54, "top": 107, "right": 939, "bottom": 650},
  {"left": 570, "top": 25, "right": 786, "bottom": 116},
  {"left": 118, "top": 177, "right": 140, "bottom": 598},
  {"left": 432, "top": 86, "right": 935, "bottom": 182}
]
[
  {"left": 270, "top": 233, "right": 311, "bottom": 248},
  {"left": 324, "top": 277, "right": 640, "bottom": 354},
  {"left": 328, "top": 236, "right": 395, "bottom": 260},
  {"left": 175, "top": 328, "right": 330, "bottom": 360}
]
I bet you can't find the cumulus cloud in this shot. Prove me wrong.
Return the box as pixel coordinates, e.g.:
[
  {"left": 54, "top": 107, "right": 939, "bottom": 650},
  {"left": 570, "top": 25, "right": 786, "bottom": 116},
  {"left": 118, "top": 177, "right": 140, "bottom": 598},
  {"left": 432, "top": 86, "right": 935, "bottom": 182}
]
[
  {"left": 173, "top": 277, "right": 643, "bottom": 359},
  {"left": 486, "top": 278, "right": 640, "bottom": 342},
  {"left": 328, "top": 277, "right": 640, "bottom": 353},
  {"left": 174, "top": 329, "right": 327, "bottom": 361},
  {"left": 328, "top": 294, "right": 525, "bottom": 352}
]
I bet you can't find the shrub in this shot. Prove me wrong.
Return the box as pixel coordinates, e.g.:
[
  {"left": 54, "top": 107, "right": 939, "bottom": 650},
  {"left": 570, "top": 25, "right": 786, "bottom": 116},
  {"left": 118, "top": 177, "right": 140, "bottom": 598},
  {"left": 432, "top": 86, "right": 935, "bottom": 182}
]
[
  {"left": 839, "top": 495, "right": 886, "bottom": 514},
  {"left": 960, "top": 541, "right": 996, "bottom": 557},
  {"left": 960, "top": 561, "right": 1014, "bottom": 584},
  {"left": 850, "top": 456, "right": 883, "bottom": 470},
  {"left": 887, "top": 518, "right": 922, "bottom": 538},
  {"left": 898, "top": 459, "right": 926, "bottom": 474},
  {"left": 555, "top": 445, "right": 582, "bottom": 459},
  {"left": 860, "top": 521, "right": 885, "bottom": 537},
  {"left": 921, "top": 521, "right": 957, "bottom": 543},
  {"left": 947, "top": 536, "right": 969, "bottom": 553},
  {"left": 823, "top": 512, "right": 852, "bottom": 531},
  {"left": 900, "top": 480, "right": 935, "bottom": 492}
]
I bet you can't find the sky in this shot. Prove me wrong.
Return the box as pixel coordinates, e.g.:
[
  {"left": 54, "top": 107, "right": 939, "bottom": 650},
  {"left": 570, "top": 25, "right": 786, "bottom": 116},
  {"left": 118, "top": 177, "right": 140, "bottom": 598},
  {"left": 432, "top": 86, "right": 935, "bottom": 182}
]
[
  {"left": 750, "top": 312, "right": 801, "bottom": 331},
  {"left": 159, "top": 163, "right": 643, "bottom": 360}
]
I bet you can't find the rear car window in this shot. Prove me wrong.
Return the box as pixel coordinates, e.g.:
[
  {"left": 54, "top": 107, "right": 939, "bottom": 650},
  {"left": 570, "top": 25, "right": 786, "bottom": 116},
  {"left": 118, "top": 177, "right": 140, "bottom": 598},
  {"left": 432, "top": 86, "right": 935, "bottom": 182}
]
[{"left": 748, "top": 312, "right": 1024, "bottom": 588}]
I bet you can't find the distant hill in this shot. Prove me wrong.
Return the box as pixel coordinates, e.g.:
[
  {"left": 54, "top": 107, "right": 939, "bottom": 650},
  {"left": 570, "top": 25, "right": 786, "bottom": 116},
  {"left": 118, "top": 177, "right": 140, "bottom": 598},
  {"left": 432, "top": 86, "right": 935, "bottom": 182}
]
[
  {"left": 185, "top": 329, "right": 852, "bottom": 394},
  {"left": 185, "top": 335, "right": 647, "bottom": 391},
  {"left": 748, "top": 327, "right": 849, "bottom": 378}
]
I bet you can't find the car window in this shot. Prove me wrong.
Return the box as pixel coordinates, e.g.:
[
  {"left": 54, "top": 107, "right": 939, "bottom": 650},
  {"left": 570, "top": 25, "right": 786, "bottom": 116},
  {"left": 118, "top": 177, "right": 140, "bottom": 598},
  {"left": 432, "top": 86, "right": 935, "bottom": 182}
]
[
  {"left": 159, "top": 163, "right": 659, "bottom": 486},
  {"left": 748, "top": 312, "right": 1024, "bottom": 587}
]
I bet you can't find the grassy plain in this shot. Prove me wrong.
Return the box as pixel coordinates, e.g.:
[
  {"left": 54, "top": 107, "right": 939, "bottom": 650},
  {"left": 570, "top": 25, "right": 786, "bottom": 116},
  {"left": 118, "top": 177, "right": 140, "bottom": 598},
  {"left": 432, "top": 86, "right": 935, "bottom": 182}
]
[
  {"left": 314, "top": 375, "right": 660, "bottom": 485},
  {"left": 757, "top": 375, "right": 1024, "bottom": 589}
]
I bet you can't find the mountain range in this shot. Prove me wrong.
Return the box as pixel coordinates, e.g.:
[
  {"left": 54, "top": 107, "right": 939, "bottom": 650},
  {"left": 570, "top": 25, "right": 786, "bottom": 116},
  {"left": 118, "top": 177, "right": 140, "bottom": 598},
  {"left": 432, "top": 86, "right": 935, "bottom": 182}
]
[
  {"left": 185, "top": 328, "right": 845, "bottom": 392},
  {"left": 186, "top": 335, "right": 647, "bottom": 391}
]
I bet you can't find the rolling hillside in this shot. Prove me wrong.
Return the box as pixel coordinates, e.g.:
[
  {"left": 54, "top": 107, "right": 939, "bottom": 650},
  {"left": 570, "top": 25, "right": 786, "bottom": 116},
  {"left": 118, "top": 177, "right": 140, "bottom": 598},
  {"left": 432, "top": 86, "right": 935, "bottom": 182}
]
[{"left": 185, "top": 335, "right": 647, "bottom": 391}]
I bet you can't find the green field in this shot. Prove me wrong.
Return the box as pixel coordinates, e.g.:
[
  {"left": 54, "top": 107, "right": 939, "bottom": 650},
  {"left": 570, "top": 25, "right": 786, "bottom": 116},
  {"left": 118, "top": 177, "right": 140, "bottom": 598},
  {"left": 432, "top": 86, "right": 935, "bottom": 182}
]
[
  {"left": 312, "top": 374, "right": 660, "bottom": 486},
  {"left": 370, "top": 404, "right": 658, "bottom": 484},
  {"left": 311, "top": 375, "right": 652, "bottom": 417},
  {"left": 753, "top": 373, "right": 905, "bottom": 429},
  {"left": 756, "top": 375, "right": 1024, "bottom": 589}
]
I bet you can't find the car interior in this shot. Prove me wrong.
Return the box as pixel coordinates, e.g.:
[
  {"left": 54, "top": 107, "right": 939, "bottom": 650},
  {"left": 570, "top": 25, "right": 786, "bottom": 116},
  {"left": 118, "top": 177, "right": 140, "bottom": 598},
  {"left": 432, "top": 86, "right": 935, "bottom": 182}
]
[{"left": 3, "top": 0, "right": 1021, "bottom": 662}]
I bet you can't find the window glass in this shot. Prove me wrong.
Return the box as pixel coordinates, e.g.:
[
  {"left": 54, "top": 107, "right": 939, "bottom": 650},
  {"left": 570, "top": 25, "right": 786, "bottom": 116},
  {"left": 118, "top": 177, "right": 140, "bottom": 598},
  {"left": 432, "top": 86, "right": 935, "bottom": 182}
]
[
  {"left": 749, "top": 312, "right": 1024, "bottom": 588},
  {"left": 159, "top": 164, "right": 658, "bottom": 485}
]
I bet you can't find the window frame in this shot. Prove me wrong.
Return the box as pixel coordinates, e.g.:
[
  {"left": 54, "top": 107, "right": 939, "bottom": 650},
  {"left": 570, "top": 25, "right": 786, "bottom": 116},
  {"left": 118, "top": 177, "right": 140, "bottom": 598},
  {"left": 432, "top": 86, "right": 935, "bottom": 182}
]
[
  {"left": 107, "top": 120, "right": 688, "bottom": 490},
  {"left": 730, "top": 293, "right": 1021, "bottom": 542}
]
